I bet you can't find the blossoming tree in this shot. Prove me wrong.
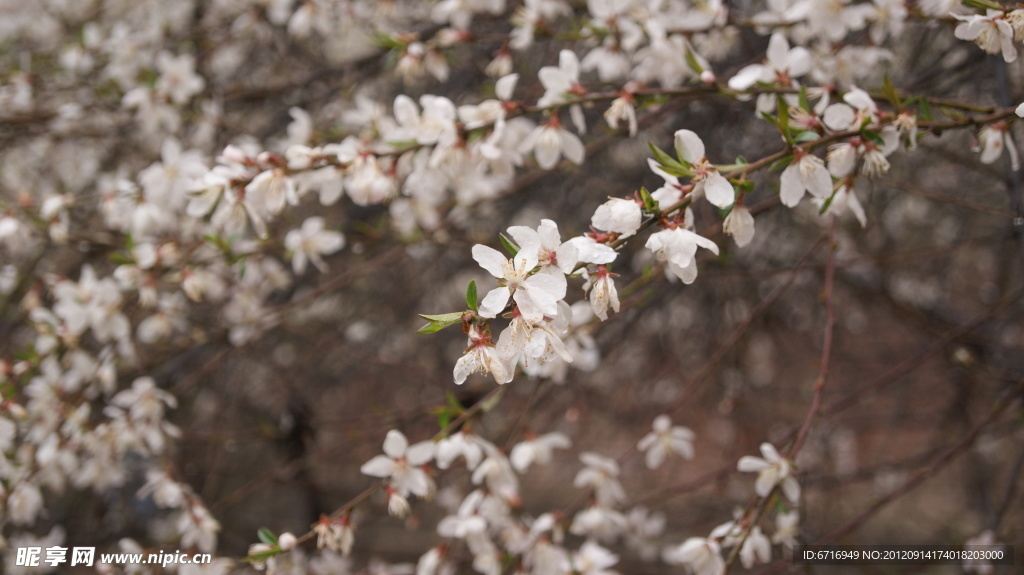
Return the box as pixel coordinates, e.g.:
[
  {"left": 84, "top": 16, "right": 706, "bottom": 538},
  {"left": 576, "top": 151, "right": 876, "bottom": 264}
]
[{"left": 0, "top": 0, "right": 1022, "bottom": 573}]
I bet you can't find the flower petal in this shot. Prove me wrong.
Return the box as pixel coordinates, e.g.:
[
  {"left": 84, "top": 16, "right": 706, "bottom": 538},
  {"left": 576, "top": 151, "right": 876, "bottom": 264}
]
[
  {"left": 674, "top": 129, "right": 705, "bottom": 164},
  {"left": 383, "top": 429, "right": 409, "bottom": 458},
  {"left": 360, "top": 455, "right": 397, "bottom": 477},
  {"left": 479, "top": 286, "right": 511, "bottom": 318},
  {"left": 473, "top": 244, "right": 508, "bottom": 278}
]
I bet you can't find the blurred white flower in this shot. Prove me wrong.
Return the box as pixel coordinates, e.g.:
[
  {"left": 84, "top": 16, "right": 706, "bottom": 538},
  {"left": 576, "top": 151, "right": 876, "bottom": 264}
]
[
  {"left": 737, "top": 442, "right": 800, "bottom": 502},
  {"left": 360, "top": 430, "right": 436, "bottom": 498},
  {"left": 637, "top": 415, "right": 695, "bottom": 469}
]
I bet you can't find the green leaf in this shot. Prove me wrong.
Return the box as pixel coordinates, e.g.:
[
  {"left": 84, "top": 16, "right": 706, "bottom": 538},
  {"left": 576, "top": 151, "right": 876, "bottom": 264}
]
[
  {"left": 793, "top": 130, "right": 820, "bottom": 143},
  {"left": 776, "top": 96, "right": 792, "bottom": 145},
  {"left": 683, "top": 46, "right": 705, "bottom": 75},
  {"left": 648, "top": 142, "right": 690, "bottom": 176},
  {"left": 481, "top": 387, "right": 505, "bottom": 412},
  {"left": 861, "top": 129, "right": 885, "bottom": 147},
  {"left": 108, "top": 252, "right": 133, "bottom": 265},
  {"left": 446, "top": 391, "right": 466, "bottom": 413},
  {"left": 917, "top": 97, "right": 932, "bottom": 121},
  {"left": 417, "top": 312, "right": 465, "bottom": 334},
  {"left": 384, "top": 139, "right": 418, "bottom": 150},
  {"left": 499, "top": 233, "right": 520, "bottom": 257},
  {"left": 371, "top": 31, "right": 407, "bottom": 50},
  {"left": 798, "top": 85, "right": 811, "bottom": 113},
  {"left": 961, "top": 0, "right": 1003, "bottom": 11},
  {"left": 818, "top": 191, "right": 836, "bottom": 214},
  {"left": 257, "top": 527, "right": 278, "bottom": 546},
  {"left": 466, "top": 280, "right": 478, "bottom": 311},
  {"left": 881, "top": 74, "right": 901, "bottom": 109},
  {"left": 244, "top": 548, "right": 284, "bottom": 563},
  {"left": 769, "top": 155, "right": 794, "bottom": 172},
  {"left": 639, "top": 186, "right": 658, "bottom": 212}
]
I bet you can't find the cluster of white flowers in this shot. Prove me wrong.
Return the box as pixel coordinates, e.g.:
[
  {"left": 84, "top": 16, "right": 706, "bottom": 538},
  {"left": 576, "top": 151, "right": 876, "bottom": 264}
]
[{"left": 0, "top": 0, "right": 1019, "bottom": 572}]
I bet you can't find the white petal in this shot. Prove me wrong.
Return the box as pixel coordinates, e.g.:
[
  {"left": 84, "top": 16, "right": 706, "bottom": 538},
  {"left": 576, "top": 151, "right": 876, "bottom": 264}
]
[
  {"left": 782, "top": 476, "right": 801, "bottom": 502},
  {"left": 703, "top": 172, "right": 735, "bottom": 208},
  {"left": 766, "top": 33, "right": 790, "bottom": 70},
  {"left": 406, "top": 441, "right": 436, "bottom": 466},
  {"left": 759, "top": 442, "right": 782, "bottom": 463},
  {"left": 569, "top": 236, "right": 617, "bottom": 264},
  {"left": 534, "top": 129, "right": 561, "bottom": 169},
  {"left": 537, "top": 219, "right": 561, "bottom": 248},
  {"left": 823, "top": 103, "right": 855, "bottom": 131},
  {"left": 496, "top": 73, "right": 519, "bottom": 101},
  {"left": 479, "top": 286, "right": 511, "bottom": 318},
  {"left": 360, "top": 455, "right": 397, "bottom": 477},
  {"left": 803, "top": 158, "right": 833, "bottom": 198},
  {"left": 560, "top": 130, "right": 586, "bottom": 165},
  {"left": 786, "top": 47, "right": 812, "bottom": 78},
  {"left": 755, "top": 471, "right": 777, "bottom": 497},
  {"left": 779, "top": 163, "right": 804, "bottom": 207},
  {"left": 506, "top": 226, "right": 540, "bottom": 252},
  {"left": 737, "top": 455, "right": 770, "bottom": 472},
  {"left": 674, "top": 129, "right": 705, "bottom": 164},
  {"left": 559, "top": 49, "right": 579, "bottom": 80},
  {"left": 510, "top": 444, "right": 534, "bottom": 473},
  {"left": 728, "top": 65, "right": 769, "bottom": 91},
  {"left": 473, "top": 244, "right": 508, "bottom": 278},
  {"left": 394, "top": 95, "right": 419, "bottom": 127},
  {"left": 383, "top": 429, "right": 409, "bottom": 458}
]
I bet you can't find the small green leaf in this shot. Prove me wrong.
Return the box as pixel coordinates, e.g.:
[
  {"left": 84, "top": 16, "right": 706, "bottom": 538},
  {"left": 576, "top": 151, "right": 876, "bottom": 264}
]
[
  {"left": 446, "top": 391, "right": 466, "bottom": 413},
  {"left": 961, "top": 0, "right": 1003, "bottom": 11},
  {"left": 798, "top": 85, "right": 811, "bottom": 113},
  {"left": 818, "top": 192, "right": 836, "bottom": 214},
  {"left": 244, "top": 548, "right": 284, "bottom": 563},
  {"left": 258, "top": 527, "right": 278, "bottom": 546},
  {"left": 649, "top": 142, "right": 680, "bottom": 168},
  {"left": 794, "top": 130, "right": 820, "bottom": 143},
  {"left": 776, "top": 97, "right": 792, "bottom": 145},
  {"left": 648, "top": 142, "right": 691, "bottom": 176},
  {"left": 499, "top": 233, "right": 520, "bottom": 257},
  {"left": 881, "top": 74, "right": 901, "bottom": 109},
  {"left": 384, "top": 139, "right": 418, "bottom": 150},
  {"left": 861, "top": 129, "right": 885, "bottom": 147},
  {"left": 918, "top": 97, "right": 932, "bottom": 121},
  {"left": 683, "top": 46, "right": 705, "bottom": 75},
  {"left": 639, "top": 186, "right": 658, "bottom": 211},
  {"left": 481, "top": 387, "right": 505, "bottom": 412},
  {"left": 466, "top": 280, "right": 478, "bottom": 311},
  {"left": 769, "top": 155, "right": 795, "bottom": 172},
  {"left": 417, "top": 312, "right": 465, "bottom": 334},
  {"left": 371, "top": 31, "right": 407, "bottom": 50},
  {"left": 108, "top": 252, "right": 133, "bottom": 265}
]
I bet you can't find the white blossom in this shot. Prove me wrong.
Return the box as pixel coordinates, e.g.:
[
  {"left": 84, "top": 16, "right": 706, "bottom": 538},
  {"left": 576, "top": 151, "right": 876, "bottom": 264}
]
[
  {"left": 510, "top": 431, "right": 571, "bottom": 473},
  {"left": 737, "top": 442, "right": 801, "bottom": 502},
  {"left": 645, "top": 227, "right": 720, "bottom": 285},
  {"left": 637, "top": 415, "right": 696, "bottom": 469},
  {"left": 954, "top": 11, "right": 1016, "bottom": 63},
  {"left": 663, "top": 537, "right": 725, "bottom": 575},
  {"left": 285, "top": 217, "right": 345, "bottom": 274},
  {"left": 780, "top": 153, "right": 833, "bottom": 207},
  {"left": 360, "top": 429, "right": 436, "bottom": 498},
  {"left": 591, "top": 198, "right": 641, "bottom": 237}
]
